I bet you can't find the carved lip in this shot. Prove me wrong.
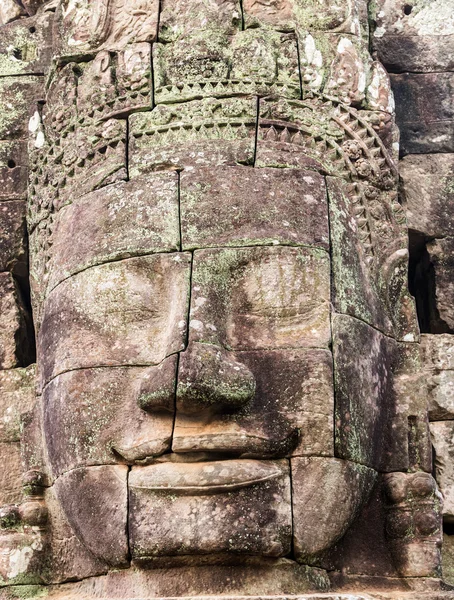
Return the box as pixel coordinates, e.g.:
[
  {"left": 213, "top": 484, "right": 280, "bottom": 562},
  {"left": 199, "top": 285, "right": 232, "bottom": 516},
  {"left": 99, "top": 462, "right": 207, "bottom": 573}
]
[{"left": 128, "top": 459, "right": 286, "bottom": 494}]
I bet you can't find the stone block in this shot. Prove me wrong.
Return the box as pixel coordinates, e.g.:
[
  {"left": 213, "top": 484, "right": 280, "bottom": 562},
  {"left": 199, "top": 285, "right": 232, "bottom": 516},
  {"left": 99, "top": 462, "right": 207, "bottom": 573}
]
[
  {"left": 443, "top": 532, "right": 454, "bottom": 586},
  {"left": 401, "top": 154, "right": 454, "bottom": 238},
  {"left": 0, "top": 11, "right": 53, "bottom": 76},
  {"left": 328, "top": 176, "right": 418, "bottom": 341},
  {"left": 431, "top": 421, "right": 454, "bottom": 523},
  {"left": 0, "top": 141, "right": 29, "bottom": 201},
  {"left": 54, "top": 0, "right": 159, "bottom": 57},
  {"left": 38, "top": 254, "right": 191, "bottom": 386},
  {"left": 421, "top": 335, "right": 454, "bottom": 420},
  {"left": 371, "top": 0, "right": 454, "bottom": 72},
  {"left": 426, "top": 237, "right": 454, "bottom": 331},
  {"left": 0, "top": 441, "right": 23, "bottom": 505},
  {"left": 0, "top": 529, "right": 44, "bottom": 586},
  {"left": 0, "top": 200, "right": 26, "bottom": 277},
  {"left": 0, "top": 0, "right": 26, "bottom": 25},
  {"left": 180, "top": 166, "right": 329, "bottom": 251},
  {"left": 0, "top": 76, "right": 43, "bottom": 139},
  {"left": 0, "top": 366, "right": 35, "bottom": 443},
  {"left": 291, "top": 457, "right": 376, "bottom": 563},
  {"left": 391, "top": 72, "right": 454, "bottom": 155},
  {"left": 43, "top": 359, "right": 176, "bottom": 478},
  {"left": 46, "top": 173, "right": 180, "bottom": 292},
  {"left": 129, "top": 97, "right": 257, "bottom": 174},
  {"left": 0, "top": 272, "right": 32, "bottom": 370},
  {"left": 189, "top": 246, "right": 331, "bottom": 351},
  {"left": 53, "top": 465, "right": 128, "bottom": 568},
  {"left": 129, "top": 459, "right": 291, "bottom": 559},
  {"left": 173, "top": 344, "right": 334, "bottom": 457}
]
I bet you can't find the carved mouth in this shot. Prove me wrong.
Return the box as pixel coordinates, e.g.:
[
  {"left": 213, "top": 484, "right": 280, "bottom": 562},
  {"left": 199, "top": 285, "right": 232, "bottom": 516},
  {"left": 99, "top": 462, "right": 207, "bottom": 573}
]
[{"left": 128, "top": 459, "right": 285, "bottom": 494}]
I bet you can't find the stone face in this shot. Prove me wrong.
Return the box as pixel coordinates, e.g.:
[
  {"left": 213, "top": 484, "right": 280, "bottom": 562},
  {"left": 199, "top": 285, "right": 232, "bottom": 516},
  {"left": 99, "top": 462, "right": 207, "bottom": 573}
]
[
  {"left": 401, "top": 154, "right": 454, "bottom": 238},
  {"left": 43, "top": 360, "right": 176, "bottom": 478},
  {"left": 0, "top": 272, "right": 32, "bottom": 369},
  {"left": 371, "top": 0, "right": 454, "bottom": 72},
  {"left": 431, "top": 421, "right": 454, "bottom": 523},
  {"left": 53, "top": 465, "right": 128, "bottom": 568},
  {"left": 180, "top": 167, "right": 329, "bottom": 251},
  {"left": 173, "top": 344, "right": 334, "bottom": 457},
  {"left": 129, "top": 97, "right": 257, "bottom": 174},
  {"left": 188, "top": 246, "right": 331, "bottom": 351},
  {"left": 0, "top": 366, "right": 35, "bottom": 443},
  {"left": 45, "top": 173, "right": 180, "bottom": 292},
  {"left": 391, "top": 72, "right": 454, "bottom": 155},
  {"left": 129, "top": 459, "right": 291, "bottom": 559},
  {"left": 291, "top": 457, "right": 376, "bottom": 563},
  {"left": 38, "top": 254, "right": 191, "bottom": 386}
]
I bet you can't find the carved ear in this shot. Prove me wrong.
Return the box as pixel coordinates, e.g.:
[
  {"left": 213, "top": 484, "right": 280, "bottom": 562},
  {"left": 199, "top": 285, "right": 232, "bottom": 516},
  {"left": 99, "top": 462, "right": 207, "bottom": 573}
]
[
  {"left": 89, "top": 0, "right": 111, "bottom": 47},
  {"left": 382, "top": 248, "right": 419, "bottom": 341}
]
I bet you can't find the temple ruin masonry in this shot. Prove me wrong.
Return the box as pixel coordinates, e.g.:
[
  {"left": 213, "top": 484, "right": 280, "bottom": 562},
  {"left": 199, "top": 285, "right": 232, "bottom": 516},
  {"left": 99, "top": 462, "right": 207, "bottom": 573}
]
[{"left": 0, "top": 0, "right": 453, "bottom": 598}]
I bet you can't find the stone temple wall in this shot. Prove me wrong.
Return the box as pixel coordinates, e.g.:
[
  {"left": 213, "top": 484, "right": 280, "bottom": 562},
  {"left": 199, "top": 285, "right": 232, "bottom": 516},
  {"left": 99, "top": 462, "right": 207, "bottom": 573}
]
[{"left": 0, "top": 1, "right": 453, "bottom": 599}]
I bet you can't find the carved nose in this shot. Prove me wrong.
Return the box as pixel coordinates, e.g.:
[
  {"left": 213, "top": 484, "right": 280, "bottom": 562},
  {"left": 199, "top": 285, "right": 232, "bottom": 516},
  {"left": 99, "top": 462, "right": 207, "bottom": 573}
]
[{"left": 176, "top": 342, "right": 256, "bottom": 415}]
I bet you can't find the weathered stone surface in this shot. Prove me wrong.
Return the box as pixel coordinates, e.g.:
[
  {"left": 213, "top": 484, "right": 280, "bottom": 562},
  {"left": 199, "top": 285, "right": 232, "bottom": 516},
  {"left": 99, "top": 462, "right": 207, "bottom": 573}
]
[
  {"left": 401, "top": 154, "right": 454, "bottom": 238},
  {"left": 0, "top": 11, "right": 53, "bottom": 76},
  {"left": 0, "top": 272, "right": 32, "bottom": 370},
  {"left": 383, "top": 472, "right": 443, "bottom": 578},
  {"left": 0, "top": 366, "right": 35, "bottom": 443},
  {"left": 431, "top": 421, "right": 454, "bottom": 523},
  {"left": 54, "top": 0, "right": 159, "bottom": 57},
  {"left": 0, "top": 200, "right": 26, "bottom": 277},
  {"left": 188, "top": 246, "right": 331, "bottom": 351},
  {"left": 0, "top": 141, "right": 28, "bottom": 201},
  {"left": 443, "top": 532, "right": 454, "bottom": 586},
  {"left": 38, "top": 254, "right": 191, "bottom": 386},
  {"left": 391, "top": 72, "right": 454, "bottom": 155},
  {"left": 53, "top": 466, "right": 128, "bottom": 568},
  {"left": 371, "top": 0, "right": 454, "bottom": 72},
  {"left": 43, "top": 360, "right": 176, "bottom": 478},
  {"left": 173, "top": 344, "right": 334, "bottom": 457},
  {"left": 129, "top": 97, "right": 257, "bottom": 174},
  {"left": 426, "top": 237, "right": 454, "bottom": 331},
  {"left": 180, "top": 167, "right": 329, "bottom": 251},
  {"left": 328, "top": 176, "right": 418, "bottom": 342},
  {"left": 0, "top": 442, "right": 23, "bottom": 505},
  {"left": 291, "top": 457, "right": 376, "bottom": 563},
  {"left": 0, "top": 529, "right": 44, "bottom": 586},
  {"left": 129, "top": 459, "right": 291, "bottom": 559},
  {"left": 422, "top": 335, "right": 454, "bottom": 420},
  {"left": 0, "top": 1, "right": 26, "bottom": 26},
  {"left": 46, "top": 173, "right": 180, "bottom": 292},
  {"left": 0, "top": 76, "right": 43, "bottom": 139}
]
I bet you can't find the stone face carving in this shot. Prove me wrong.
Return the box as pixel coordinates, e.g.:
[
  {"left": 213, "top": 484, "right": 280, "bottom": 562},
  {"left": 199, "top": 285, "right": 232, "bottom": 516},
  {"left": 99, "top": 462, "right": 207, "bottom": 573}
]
[{"left": 0, "top": 0, "right": 452, "bottom": 597}]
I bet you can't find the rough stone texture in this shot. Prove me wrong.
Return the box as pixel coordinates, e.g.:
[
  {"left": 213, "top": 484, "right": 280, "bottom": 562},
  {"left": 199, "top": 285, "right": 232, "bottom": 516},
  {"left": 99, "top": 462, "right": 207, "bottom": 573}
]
[
  {"left": 0, "top": 366, "right": 35, "bottom": 443},
  {"left": 0, "top": 200, "right": 27, "bottom": 277},
  {"left": 129, "top": 459, "right": 291, "bottom": 559},
  {"left": 423, "top": 238, "right": 454, "bottom": 332},
  {"left": 0, "top": 76, "right": 43, "bottom": 139},
  {"left": 43, "top": 360, "right": 176, "bottom": 478},
  {"left": 0, "top": 272, "right": 32, "bottom": 370},
  {"left": 430, "top": 421, "right": 454, "bottom": 523},
  {"left": 38, "top": 254, "right": 191, "bottom": 386},
  {"left": 443, "top": 533, "right": 454, "bottom": 586},
  {"left": 0, "top": 441, "right": 23, "bottom": 505},
  {"left": 173, "top": 344, "right": 334, "bottom": 457},
  {"left": 0, "top": 141, "right": 29, "bottom": 201},
  {"left": 371, "top": 0, "right": 454, "bottom": 73},
  {"left": 291, "top": 457, "right": 376, "bottom": 564},
  {"left": 391, "top": 73, "right": 454, "bottom": 155},
  {"left": 180, "top": 167, "right": 329, "bottom": 251},
  {"left": 44, "top": 173, "right": 180, "bottom": 293},
  {"left": 53, "top": 465, "right": 128, "bottom": 568},
  {"left": 421, "top": 335, "right": 454, "bottom": 420},
  {"left": 400, "top": 154, "right": 454, "bottom": 238},
  {"left": 189, "top": 246, "right": 331, "bottom": 351}
]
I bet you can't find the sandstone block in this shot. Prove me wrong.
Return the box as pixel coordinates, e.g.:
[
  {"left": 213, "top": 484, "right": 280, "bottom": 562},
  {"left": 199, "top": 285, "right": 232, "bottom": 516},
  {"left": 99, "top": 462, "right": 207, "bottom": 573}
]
[
  {"left": 43, "top": 360, "right": 176, "bottom": 478},
  {"left": 422, "top": 335, "right": 454, "bottom": 421},
  {"left": 180, "top": 166, "right": 329, "bottom": 251},
  {"left": 38, "top": 254, "right": 190, "bottom": 386},
  {"left": 443, "top": 532, "right": 454, "bottom": 586},
  {"left": 129, "top": 459, "right": 291, "bottom": 559},
  {"left": 53, "top": 465, "right": 128, "bottom": 568},
  {"left": 0, "top": 441, "right": 23, "bottom": 505},
  {"left": 189, "top": 246, "right": 331, "bottom": 351},
  {"left": 431, "top": 421, "right": 454, "bottom": 523},
  {"left": 46, "top": 173, "right": 180, "bottom": 292},
  {"left": 426, "top": 237, "right": 454, "bottom": 331},
  {"left": 0, "top": 530, "right": 44, "bottom": 586},
  {"left": 173, "top": 345, "right": 334, "bottom": 457},
  {"left": 0, "top": 141, "right": 28, "bottom": 201},
  {"left": 401, "top": 154, "right": 454, "bottom": 238},
  {"left": 291, "top": 457, "right": 376, "bottom": 563},
  {"left": 0, "top": 272, "right": 32, "bottom": 370},
  {"left": 371, "top": 0, "right": 454, "bottom": 72},
  {"left": 129, "top": 97, "right": 257, "bottom": 174},
  {"left": 0, "top": 76, "right": 43, "bottom": 139},
  {"left": 391, "top": 72, "right": 454, "bottom": 155},
  {"left": 0, "top": 366, "right": 35, "bottom": 443},
  {"left": 0, "top": 200, "right": 27, "bottom": 279}
]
